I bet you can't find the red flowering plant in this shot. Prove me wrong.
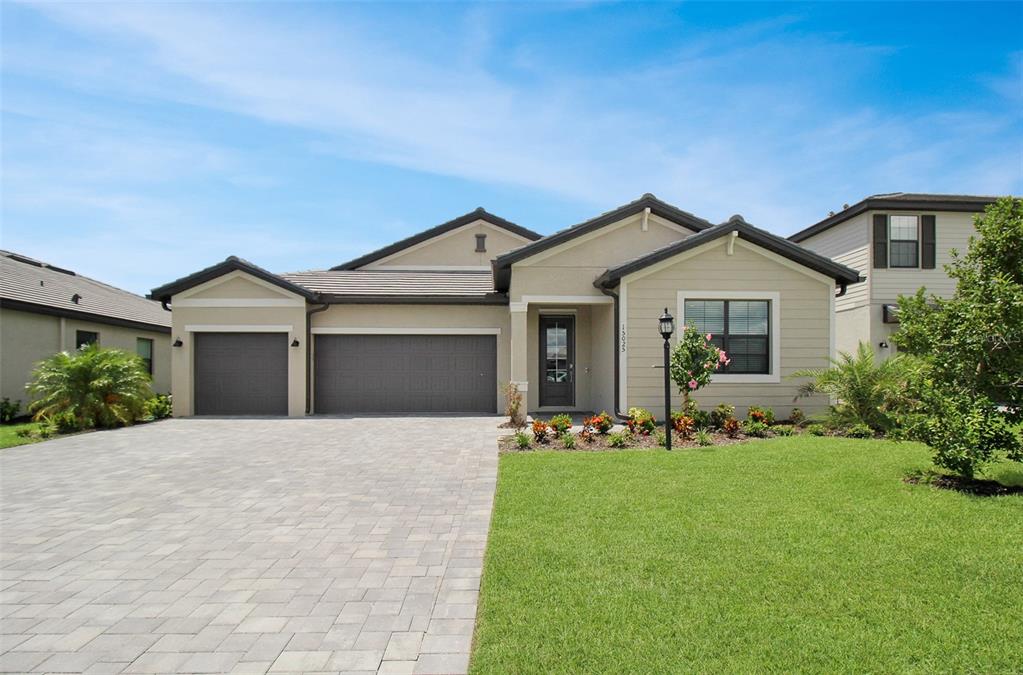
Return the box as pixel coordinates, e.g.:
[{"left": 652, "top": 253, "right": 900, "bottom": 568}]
[
  {"left": 626, "top": 407, "right": 657, "bottom": 435},
  {"left": 671, "top": 412, "right": 695, "bottom": 439},
  {"left": 531, "top": 419, "right": 550, "bottom": 443},
  {"left": 585, "top": 411, "right": 614, "bottom": 435},
  {"left": 669, "top": 325, "right": 729, "bottom": 408}
]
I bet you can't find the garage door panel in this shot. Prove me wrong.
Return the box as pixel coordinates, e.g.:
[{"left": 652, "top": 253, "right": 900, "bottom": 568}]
[
  {"left": 194, "top": 333, "right": 288, "bottom": 415},
  {"left": 315, "top": 334, "right": 496, "bottom": 414}
]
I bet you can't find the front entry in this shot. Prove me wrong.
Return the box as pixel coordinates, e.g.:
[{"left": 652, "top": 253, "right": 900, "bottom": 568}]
[{"left": 539, "top": 315, "right": 575, "bottom": 407}]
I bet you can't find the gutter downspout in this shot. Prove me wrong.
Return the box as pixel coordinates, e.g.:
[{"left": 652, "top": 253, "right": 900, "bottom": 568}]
[
  {"left": 598, "top": 284, "right": 629, "bottom": 421},
  {"left": 836, "top": 283, "right": 848, "bottom": 298},
  {"left": 305, "top": 301, "right": 330, "bottom": 415}
]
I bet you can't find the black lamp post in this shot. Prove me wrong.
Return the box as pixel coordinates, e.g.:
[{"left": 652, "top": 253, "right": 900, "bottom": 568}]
[{"left": 659, "top": 308, "right": 675, "bottom": 451}]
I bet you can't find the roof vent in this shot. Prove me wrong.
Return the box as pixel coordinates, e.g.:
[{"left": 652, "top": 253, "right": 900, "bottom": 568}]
[
  {"left": 71, "top": 293, "right": 82, "bottom": 304},
  {"left": 843, "top": 203, "right": 849, "bottom": 209},
  {"left": 828, "top": 211, "right": 835, "bottom": 216},
  {"left": 475, "top": 233, "right": 487, "bottom": 253}
]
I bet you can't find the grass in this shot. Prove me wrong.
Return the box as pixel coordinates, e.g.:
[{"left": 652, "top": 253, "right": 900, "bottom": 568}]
[
  {"left": 0, "top": 422, "right": 42, "bottom": 449},
  {"left": 471, "top": 437, "right": 1023, "bottom": 673}
]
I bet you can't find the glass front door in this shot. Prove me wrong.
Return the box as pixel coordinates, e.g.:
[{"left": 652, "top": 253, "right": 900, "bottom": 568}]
[{"left": 539, "top": 315, "right": 575, "bottom": 407}]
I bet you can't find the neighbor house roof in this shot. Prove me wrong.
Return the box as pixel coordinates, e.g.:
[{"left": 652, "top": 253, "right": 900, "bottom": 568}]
[
  {"left": 280, "top": 270, "right": 506, "bottom": 304},
  {"left": 493, "top": 193, "right": 712, "bottom": 292},
  {"left": 149, "top": 256, "right": 320, "bottom": 303},
  {"left": 1, "top": 250, "right": 171, "bottom": 333},
  {"left": 594, "top": 215, "right": 863, "bottom": 289},
  {"left": 788, "top": 193, "right": 999, "bottom": 243},
  {"left": 330, "top": 208, "right": 542, "bottom": 271}
]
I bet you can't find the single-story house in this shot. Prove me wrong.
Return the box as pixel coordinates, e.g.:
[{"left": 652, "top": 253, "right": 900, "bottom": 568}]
[
  {"left": 150, "top": 195, "right": 862, "bottom": 418},
  {"left": 0, "top": 251, "right": 172, "bottom": 407}
]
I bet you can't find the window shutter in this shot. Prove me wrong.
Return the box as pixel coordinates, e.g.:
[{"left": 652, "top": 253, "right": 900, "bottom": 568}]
[
  {"left": 872, "top": 214, "right": 888, "bottom": 269},
  {"left": 921, "top": 215, "right": 936, "bottom": 269}
]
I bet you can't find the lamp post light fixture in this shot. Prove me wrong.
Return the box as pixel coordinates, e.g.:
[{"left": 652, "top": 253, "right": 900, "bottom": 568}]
[{"left": 658, "top": 308, "right": 675, "bottom": 451}]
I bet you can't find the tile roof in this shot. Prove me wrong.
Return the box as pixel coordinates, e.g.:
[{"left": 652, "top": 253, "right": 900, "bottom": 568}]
[
  {"left": 281, "top": 270, "right": 499, "bottom": 299},
  {"left": 1, "top": 251, "right": 171, "bottom": 330}
]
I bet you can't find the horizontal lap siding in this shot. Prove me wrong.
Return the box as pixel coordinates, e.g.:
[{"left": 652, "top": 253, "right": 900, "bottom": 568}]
[
  {"left": 798, "top": 215, "right": 869, "bottom": 312},
  {"left": 625, "top": 241, "right": 830, "bottom": 417},
  {"left": 870, "top": 211, "right": 975, "bottom": 302}
]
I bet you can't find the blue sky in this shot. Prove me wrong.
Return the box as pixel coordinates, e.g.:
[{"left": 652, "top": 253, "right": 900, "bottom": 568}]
[{"left": 2, "top": 1, "right": 1021, "bottom": 294}]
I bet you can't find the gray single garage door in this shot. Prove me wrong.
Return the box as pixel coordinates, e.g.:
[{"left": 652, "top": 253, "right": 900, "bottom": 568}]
[
  {"left": 194, "top": 333, "right": 288, "bottom": 415},
  {"left": 315, "top": 334, "right": 496, "bottom": 414}
]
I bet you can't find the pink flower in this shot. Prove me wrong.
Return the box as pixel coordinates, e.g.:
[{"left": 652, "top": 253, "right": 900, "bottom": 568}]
[
  {"left": 718, "top": 351, "right": 728, "bottom": 363},
  {"left": 725, "top": 358, "right": 732, "bottom": 366},
  {"left": 688, "top": 379, "right": 698, "bottom": 390},
  {"left": 706, "top": 333, "right": 712, "bottom": 341}
]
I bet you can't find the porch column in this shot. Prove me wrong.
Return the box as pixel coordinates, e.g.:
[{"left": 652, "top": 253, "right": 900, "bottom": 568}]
[{"left": 510, "top": 301, "right": 529, "bottom": 395}]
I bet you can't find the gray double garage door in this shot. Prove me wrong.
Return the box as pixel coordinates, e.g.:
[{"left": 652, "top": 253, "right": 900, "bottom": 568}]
[{"left": 193, "top": 332, "right": 496, "bottom": 415}]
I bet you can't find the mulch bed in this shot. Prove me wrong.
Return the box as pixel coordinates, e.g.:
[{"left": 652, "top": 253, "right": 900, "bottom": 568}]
[
  {"left": 904, "top": 472, "right": 1023, "bottom": 497},
  {"left": 499, "top": 429, "right": 753, "bottom": 453}
]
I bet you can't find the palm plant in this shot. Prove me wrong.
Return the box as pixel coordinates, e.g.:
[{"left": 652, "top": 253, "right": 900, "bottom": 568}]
[
  {"left": 27, "top": 344, "right": 154, "bottom": 430},
  {"left": 792, "top": 342, "right": 924, "bottom": 433}
]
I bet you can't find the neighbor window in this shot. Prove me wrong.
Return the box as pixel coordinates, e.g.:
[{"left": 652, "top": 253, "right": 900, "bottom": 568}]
[
  {"left": 136, "top": 338, "right": 153, "bottom": 375},
  {"left": 889, "top": 215, "right": 920, "bottom": 268},
  {"left": 75, "top": 330, "right": 99, "bottom": 349},
  {"left": 684, "top": 299, "right": 770, "bottom": 374}
]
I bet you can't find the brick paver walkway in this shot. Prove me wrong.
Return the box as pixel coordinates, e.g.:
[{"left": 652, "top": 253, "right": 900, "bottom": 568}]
[{"left": 0, "top": 417, "right": 501, "bottom": 674}]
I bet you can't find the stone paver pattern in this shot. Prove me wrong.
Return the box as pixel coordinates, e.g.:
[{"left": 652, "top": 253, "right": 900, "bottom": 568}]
[{"left": 0, "top": 417, "right": 501, "bottom": 674}]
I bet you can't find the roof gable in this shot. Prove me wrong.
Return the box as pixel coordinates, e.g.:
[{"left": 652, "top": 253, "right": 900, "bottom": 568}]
[
  {"left": 789, "top": 193, "right": 999, "bottom": 243},
  {"left": 331, "top": 208, "right": 541, "bottom": 271},
  {"left": 492, "top": 193, "right": 711, "bottom": 292},
  {"left": 149, "top": 256, "right": 318, "bottom": 303},
  {"left": 595, "top": 216, "right": 863, "bottom": 289}
]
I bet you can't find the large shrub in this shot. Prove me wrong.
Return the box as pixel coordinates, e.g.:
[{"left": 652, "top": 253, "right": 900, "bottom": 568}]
[
  {"left": 793, "top": 342, "right": 923, "bottom": 433},
  {"left": 27, "top": 344, "right": 154, "bottom": 431},
  {"left": 893, "top": 197, "right": 1023, "bottom": 477}
]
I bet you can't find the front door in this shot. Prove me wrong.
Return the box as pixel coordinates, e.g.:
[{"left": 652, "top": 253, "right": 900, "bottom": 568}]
[{"left": 539, "top": 315, "right": 575, "bottom": 407}]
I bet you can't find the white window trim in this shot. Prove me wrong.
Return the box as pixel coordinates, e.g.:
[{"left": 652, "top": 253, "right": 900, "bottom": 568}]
[
  {"left": 310, "top": 327, "right": 500, "bottom": 335},
  {"left": 887, "top": 214, "right": 922, "bottom": 270},
  {"left": 676, "top": 291, "right": 781, "bottom": 384}
]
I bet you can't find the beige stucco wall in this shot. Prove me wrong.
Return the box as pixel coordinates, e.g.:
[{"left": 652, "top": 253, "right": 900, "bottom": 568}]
[
  {"left": 623, "top": 238, "right": 833, "bottom": 419},
  {"left": 310, "top": 304, "right": 511, "bottom": 413},
  {"left": 366, "top": 220, "right": 531, "bottom": 268},
  {"left": 508, "top": 213, "right": 693, "bottom": 300},
  {"left": 169, "top": 274, "right": 308, "bottom": 417},
  {"left": 0, "top": 307, "right": 170, "bottom": 406}
]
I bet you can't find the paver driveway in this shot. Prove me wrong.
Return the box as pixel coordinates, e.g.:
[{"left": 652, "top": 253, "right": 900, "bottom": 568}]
[{"left": 0, "top": 417, "right": 502, "bottom": 674}]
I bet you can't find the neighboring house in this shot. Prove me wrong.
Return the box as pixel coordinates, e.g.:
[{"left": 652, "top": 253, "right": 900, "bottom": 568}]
[
  {"left": 789, "top": 193, "right": 997, "bottom": 357},
  {"left": 0, "top": 251, "right": 172, "bottom": 407},
  {"left": 150, "top": 195, "right": 861, "bottom": 419}
]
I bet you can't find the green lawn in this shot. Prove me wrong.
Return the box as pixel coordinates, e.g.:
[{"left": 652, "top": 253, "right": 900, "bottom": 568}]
[
  {"left": 472, "top": 437, "right": 1023, "bottom": 673},
  {"left": 0, "top": 422, "right": 40, "bottom": 449}
]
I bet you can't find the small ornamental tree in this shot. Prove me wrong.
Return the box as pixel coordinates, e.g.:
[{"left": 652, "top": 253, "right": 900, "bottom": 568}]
[{"left": 669, "top": 325, "right": 728, "bottom": 407}]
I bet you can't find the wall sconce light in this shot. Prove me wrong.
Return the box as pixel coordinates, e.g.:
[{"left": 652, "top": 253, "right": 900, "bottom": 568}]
[
  {"left": 173, "top": 338, "right": 183, "bottom": 347},
  {"left": 291, "top": 338, "right": 300, "bottom": 347},
  {"left": 879, "top": 341, "right": 889, "bottom": 349}
]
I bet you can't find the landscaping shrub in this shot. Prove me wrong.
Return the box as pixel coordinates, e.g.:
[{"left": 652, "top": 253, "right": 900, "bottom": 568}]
[
  {"left": 608, "top": 430, "right": 632, "bottom": 448},
  {"left": 690, "top": 408, "right": 712, "bottom": 430},
  {"left": 36, "top": 424, "right": 53, "bottom": 439},
  {"left": 549, "top": 414, "right": 573, "bottom": 435},
  {"left": 655, "top": 430, "right": 667, "bottom": 448},
  {"left": 722, "top": 418, "right": 741, "bottom": 438},
  {"left": 585, "top": 411, "right": 614, "bottom": 434},
  {"left": 742, "top": 420, "right": 770, "bottom": 437},
  {"left": 514, "top": 431, "right": 531, "bottom": 450},
  {"left": 789, "top": 407, "right": 806, "bottom": 426},
  {"left": 531, "top": 420, "right": 550, "bottom": 443},
  {"left": 626, "top": 407, "right": 656, "bottom": 435},
  {"left": 27, "top": 344, "right": 153, "bottom": 431},
  {"left": 503, "top": 382, "right": 526, "bottom": 427},
  {"left": 561, "top": 433, "right": 576, "bottom": 449},
  {"left": 15, "top": 427, "right": 33, "bottom": 438},
  {"left": 806, "top": 423, "right": 827, "bottom": 436},
  {"left": 0, "top": 398, "right": 21, "bottom": 423},
  {"left": 671, "top": 412, "right": 695, "bottom": 439},
  {"left": 711, "top": 403, "right": 735, "bottom": 429},
  {"left": 844, "top": 423, "right": 874, "bottom": 439},
  {"left": 696, "top": 429, "right": 713, "bottom": 446},
  {"left": 144, "top": 394, "right": 173, "bottom": 420},
  {"left": 747, "top": 405, "right": 775, "bottom": 425},
  {"left": 669, "top": 324, "right": 728, "bottom": 407},
  {"left": 773, "top": 424, "right": 795, "bottom": 436},
  {"left": 794, "top": 342, "right": 924, "bottom": 433}
]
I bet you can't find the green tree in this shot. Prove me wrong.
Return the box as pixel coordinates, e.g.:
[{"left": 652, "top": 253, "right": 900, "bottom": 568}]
[
  {"left": 28, "top": 344, "right": 154, "bottom": 430},
  {"left": 893, "top": 197, "right": 1023, "bottom": 476}
]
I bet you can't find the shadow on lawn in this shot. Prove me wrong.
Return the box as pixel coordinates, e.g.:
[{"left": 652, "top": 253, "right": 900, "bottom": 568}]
[{"left": 904, "top": 469, "right": 1023, "bottom": 497}]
